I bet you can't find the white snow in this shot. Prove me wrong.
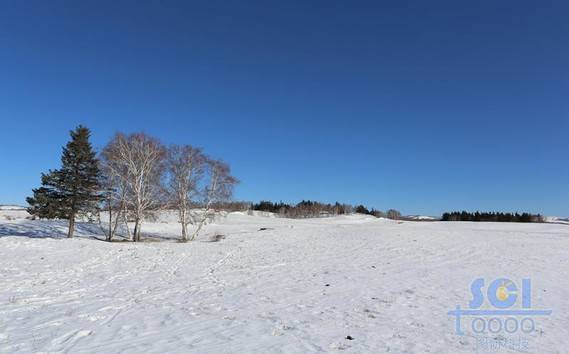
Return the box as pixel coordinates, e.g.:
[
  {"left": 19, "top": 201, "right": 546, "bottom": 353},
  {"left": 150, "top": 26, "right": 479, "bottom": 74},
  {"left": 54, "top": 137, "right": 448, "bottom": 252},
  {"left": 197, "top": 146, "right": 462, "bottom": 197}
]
[
  {"left": 545, "top": 216, "right": 569, "bottom": 225},
  {"left": 404, "top": 215, "right": 437, "bottom": 221},
  {"left": 0, "top": 205, "right": 26, "bottom": 210},
  {"left": 0, "top": 213, "right": 568, "bottom": 353},
  {"left": 0, "top": 206, "right": 30, "bottom": 221}
]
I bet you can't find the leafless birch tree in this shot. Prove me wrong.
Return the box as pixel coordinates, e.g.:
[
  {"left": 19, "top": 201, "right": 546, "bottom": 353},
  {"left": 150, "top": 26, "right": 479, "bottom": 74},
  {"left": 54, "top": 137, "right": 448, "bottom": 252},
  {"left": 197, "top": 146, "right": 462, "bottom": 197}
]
[
  {"left": 97, "top": 159, "right": 132, "bottom": 241},
  {"left": 165, "top": 145, "right": 206, "bottom": 242},
  {"left": 189, "top": 158, "right": 238, "bottom": 241},
  {"left": 101, "top": 133, "right": 165, "bottom": 242}
]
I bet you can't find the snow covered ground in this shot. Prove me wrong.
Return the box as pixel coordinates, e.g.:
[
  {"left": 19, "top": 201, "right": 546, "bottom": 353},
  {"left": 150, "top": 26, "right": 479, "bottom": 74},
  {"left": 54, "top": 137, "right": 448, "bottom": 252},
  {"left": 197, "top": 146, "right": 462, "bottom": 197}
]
[
  {"left": 0, "top": 205, "right": 30, "bottom": 221},
  {"left": 545, "top": 216, "right": 569, "bottom": 225},
  {"left": 403, "top": 215, "right": 437, "bottom": 221},
  {"left": 0, "top": 212, "right": 568, "bottom": 353},
  {"left": 0, "top": 205, "right": 26, "bottom": 210}
]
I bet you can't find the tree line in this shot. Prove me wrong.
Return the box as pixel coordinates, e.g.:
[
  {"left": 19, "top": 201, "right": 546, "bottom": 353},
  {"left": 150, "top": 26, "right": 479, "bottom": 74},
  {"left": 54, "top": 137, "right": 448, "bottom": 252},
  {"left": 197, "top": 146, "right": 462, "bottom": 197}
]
[
  {"left": 441, "top": 211, "right": 544, "bottom": 223},
  {"left": 251, "top": 200, "right": 402, "bottom": 220},
  {"left": 27, "top": 126, "right": 238, "bottom": 241}
]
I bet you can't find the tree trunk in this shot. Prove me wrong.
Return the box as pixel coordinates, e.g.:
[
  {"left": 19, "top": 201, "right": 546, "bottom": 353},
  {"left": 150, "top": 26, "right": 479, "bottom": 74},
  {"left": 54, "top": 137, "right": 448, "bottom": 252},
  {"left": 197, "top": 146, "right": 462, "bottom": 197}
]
[
  {"left": 190, "top": 209, "right": 209, "bottom": 241},
  {"left": 181, "top": 223, "right": 187, "bottom": 242},
  {"left": 111, "top": 207, "right": 121, "bottom": 241},
  {"left": 133, "top": 219, "right": 139, "bottom": 242},
  {"left": 123, "top": 204, "right": 131, "bottom": 240},
  {"left": 107, "top": 199, "right": 112, "bottom": 242},
  {"left": 180, "top": 208, "right": 187, "bottom": 242},
  {"left": 67, "top": 215, "right": 75, "bottom": 238}
]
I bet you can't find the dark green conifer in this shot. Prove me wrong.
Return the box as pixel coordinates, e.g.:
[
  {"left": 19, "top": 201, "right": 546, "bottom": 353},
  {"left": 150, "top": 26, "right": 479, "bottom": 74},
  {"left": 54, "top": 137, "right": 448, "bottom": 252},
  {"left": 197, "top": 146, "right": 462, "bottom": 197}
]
[{"left": 27, "top": 126, "right": 102, "bottom": 238}]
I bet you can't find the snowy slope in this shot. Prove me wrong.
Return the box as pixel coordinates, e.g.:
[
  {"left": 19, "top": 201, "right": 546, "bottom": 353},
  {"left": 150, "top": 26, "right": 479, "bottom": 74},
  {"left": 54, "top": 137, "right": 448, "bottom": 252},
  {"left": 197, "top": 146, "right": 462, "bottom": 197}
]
[
  {"left": 545, "top": 216, "right": 569, "bottom": 225},
  {"left": 404, "top": 215, "right": 437, "bottom": 221},
  {"left": 0, "top": 205, "right": 26, "bottom": 210},
  {"left": 0, "top": 214, "right": 568, "bottom": 353},
  {"left": 0, "top": 205, "right": 30, "bottom": 221}
]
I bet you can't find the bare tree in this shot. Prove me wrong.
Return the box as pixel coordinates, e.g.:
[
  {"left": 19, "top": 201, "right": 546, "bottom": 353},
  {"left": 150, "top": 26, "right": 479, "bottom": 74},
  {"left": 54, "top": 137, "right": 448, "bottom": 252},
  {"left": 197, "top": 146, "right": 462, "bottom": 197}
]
[
  {"left": 386, "top": 209, "right": 402, "bottom": 220},
  {"left": 97, "top": 158, "right": 131, "bottom": 241},
  {"left": 101, "top": 133, "right": 165, "bottom": 242},
  {"left": 165, "top": 145, "right": 206, "bottom": 242},
  {"left": 189, "top": 158, "right": 238, "bottom": 241}
]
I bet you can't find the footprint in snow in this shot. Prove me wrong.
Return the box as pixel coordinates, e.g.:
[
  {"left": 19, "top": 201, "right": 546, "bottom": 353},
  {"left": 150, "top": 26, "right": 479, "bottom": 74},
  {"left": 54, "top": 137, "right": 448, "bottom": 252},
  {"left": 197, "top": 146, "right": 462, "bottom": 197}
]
[
  {"left": 329, "top": 341, "right": 350, "bottom": 350},
  {"left": 50, "top": 329, "right": 92, "bottom": 347}
]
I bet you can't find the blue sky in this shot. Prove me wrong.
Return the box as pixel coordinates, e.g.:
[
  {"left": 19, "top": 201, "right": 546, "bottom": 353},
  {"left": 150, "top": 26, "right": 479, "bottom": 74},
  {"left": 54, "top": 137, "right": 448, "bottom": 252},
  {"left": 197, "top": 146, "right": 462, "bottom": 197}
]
[{"left": 1, "top": 0, "right": 567, "bottom": 216}]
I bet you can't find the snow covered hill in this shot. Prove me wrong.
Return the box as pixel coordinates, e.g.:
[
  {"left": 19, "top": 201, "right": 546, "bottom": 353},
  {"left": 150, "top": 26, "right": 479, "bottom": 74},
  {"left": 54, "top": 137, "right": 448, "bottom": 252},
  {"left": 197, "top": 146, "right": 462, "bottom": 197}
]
[
  {"left": 0, "top": 205, "right": 26, "bottom": 210},
  {"left": 403, "top": 215, "right": 438, "bottom": 221},
  {"left": 0, "top": 213, "right": 568, "bottom": 352},
  {"left": 545, "top": 216, "right": 569, "bottom": 225},
  {"left": 0, "top": 205, "right": 30, "bottom": 221}
]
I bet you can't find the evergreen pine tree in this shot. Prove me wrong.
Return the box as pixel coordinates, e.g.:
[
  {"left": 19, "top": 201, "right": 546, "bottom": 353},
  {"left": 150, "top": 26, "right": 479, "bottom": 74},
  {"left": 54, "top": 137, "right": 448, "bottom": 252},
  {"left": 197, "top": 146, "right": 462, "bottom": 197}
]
[{"left": 27, "top": 126, "right": 102, "bottom": 238}]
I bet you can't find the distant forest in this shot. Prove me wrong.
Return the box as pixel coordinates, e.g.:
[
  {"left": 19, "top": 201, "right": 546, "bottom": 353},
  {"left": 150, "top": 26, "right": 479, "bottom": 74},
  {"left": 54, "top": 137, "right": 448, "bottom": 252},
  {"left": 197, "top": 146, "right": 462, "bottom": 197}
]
[
  {"left": 251, "top": 200, "right": 402, "bottom": 220},
  {"left": 442, "top": 211, "right": 544, "bottom": 223}
]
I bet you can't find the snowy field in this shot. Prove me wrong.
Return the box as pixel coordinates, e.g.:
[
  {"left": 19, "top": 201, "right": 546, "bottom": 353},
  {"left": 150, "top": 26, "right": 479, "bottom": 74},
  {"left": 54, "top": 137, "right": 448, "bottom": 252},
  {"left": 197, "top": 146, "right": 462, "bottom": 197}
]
[{"left": 0, "top": 210, "right": 568, "bottom": 353}]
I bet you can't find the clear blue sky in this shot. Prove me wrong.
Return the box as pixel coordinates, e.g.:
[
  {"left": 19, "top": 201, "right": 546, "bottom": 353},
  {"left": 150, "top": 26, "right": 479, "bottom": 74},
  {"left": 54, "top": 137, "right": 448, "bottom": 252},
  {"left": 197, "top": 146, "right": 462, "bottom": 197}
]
[{"left": 1, "top": 0, "right": 568, "bottom": 216}]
